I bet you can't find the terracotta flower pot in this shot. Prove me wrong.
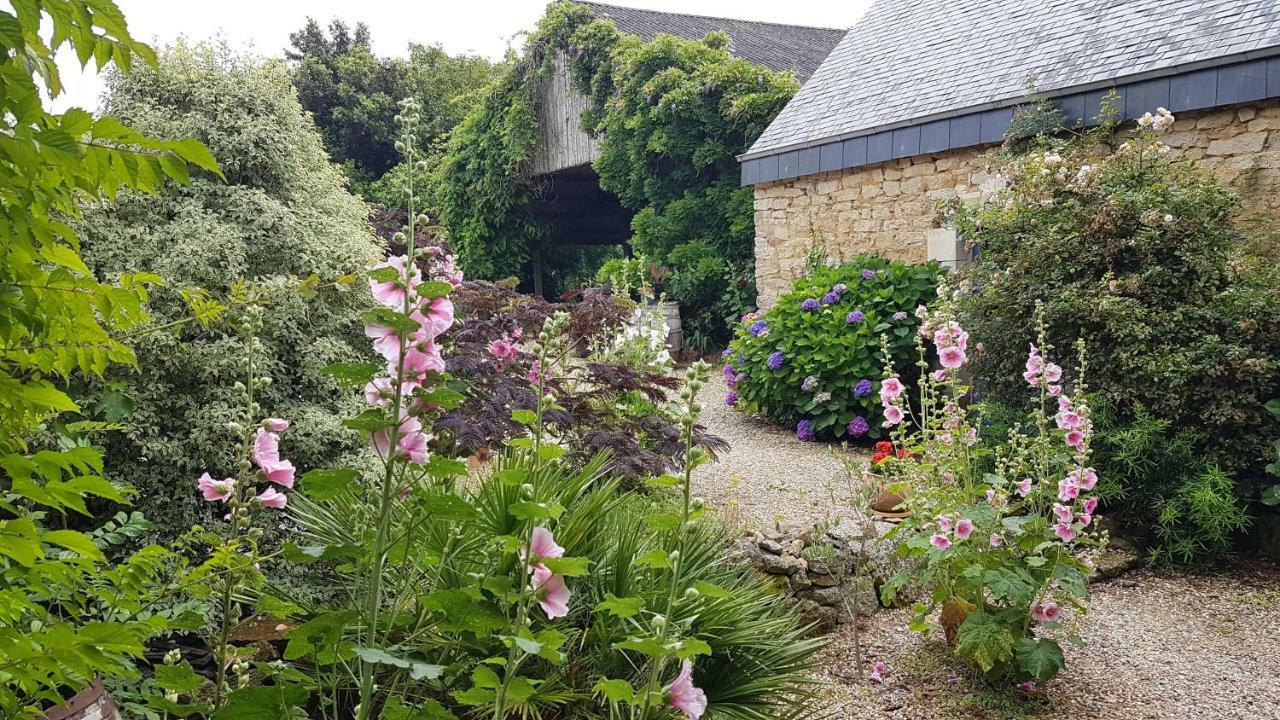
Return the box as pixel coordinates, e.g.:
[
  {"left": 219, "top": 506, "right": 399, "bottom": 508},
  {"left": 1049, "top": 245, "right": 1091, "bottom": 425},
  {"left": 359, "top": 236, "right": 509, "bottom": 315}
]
[
  {"left": 866, "top": 471, "right": 911, "bottom": 520},
  {"left": 41, "top": 678, "right": 121, "bottom": 720}
]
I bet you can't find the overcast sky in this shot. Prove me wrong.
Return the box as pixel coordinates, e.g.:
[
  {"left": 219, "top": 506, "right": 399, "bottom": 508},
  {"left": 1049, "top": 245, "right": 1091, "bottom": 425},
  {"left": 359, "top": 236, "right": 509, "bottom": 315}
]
[{"left": 49, "top": 0, "right": 870, "bottom": 112}]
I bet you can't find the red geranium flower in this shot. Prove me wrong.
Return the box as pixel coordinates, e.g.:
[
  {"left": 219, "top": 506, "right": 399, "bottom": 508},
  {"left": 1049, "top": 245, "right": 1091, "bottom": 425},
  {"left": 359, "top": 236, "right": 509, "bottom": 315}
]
[
  {"left": 874, "top": 441, "right": 893, "bottom": 454},
  {"left": 871, "top": 452, "right": 890, "bottom": 464}
]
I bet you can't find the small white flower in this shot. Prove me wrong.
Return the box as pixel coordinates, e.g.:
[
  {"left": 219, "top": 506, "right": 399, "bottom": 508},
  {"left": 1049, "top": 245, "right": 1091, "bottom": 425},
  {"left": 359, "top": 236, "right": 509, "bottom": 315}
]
[{"left": 1164, "top": 213, "right": 1174, "bottom": 223}]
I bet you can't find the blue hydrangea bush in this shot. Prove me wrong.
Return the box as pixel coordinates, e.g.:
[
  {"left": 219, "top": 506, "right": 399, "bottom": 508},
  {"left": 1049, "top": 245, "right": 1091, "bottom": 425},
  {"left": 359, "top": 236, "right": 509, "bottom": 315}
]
[{"left": 723, "top": 255, "right": 944, "bottom": 440}]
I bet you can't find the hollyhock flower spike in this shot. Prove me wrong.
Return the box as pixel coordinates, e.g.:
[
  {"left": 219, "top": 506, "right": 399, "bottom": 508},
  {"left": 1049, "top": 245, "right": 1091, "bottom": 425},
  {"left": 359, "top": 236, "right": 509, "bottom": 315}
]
[
  {"left": 531, "top": 564, "right": 570, "bottom": 619},
  {"left": 666, "top": 661, "right": 708, "bottom": 719},
  {"left": 198, "top": 473, "right": 234, "bottom": 502},
  {"left": 257, "top": 487, "right": 288, "bottom": 509}
]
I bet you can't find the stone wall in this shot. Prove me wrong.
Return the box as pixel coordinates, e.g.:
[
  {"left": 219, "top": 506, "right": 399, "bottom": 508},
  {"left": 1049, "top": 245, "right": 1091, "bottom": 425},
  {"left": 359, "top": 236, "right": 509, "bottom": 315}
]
[{"left": 752, "top": 99, "right": 1280, "bottom": 307}]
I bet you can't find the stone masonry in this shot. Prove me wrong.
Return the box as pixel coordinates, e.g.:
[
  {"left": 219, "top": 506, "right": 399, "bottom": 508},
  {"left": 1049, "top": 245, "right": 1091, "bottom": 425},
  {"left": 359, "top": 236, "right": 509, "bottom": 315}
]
[{"left": 752, "top": 99, "right": 1280, "bottom": 307}]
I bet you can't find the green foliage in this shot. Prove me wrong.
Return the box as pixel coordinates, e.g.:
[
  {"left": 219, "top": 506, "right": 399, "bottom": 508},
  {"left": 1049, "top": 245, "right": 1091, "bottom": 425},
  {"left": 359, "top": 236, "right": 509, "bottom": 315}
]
[
  {"left": 0, "top": 0, "right": 220, "bottom": 713},
  {"left": 287, "top": 18, "right": 505, "bottom": 186},
  {"left": 725, "top": 256, "right": 943, "bottom": 438},
  {"left": 76, "top": 41, "right": 382, "bottom": 545},
  {"left": 953, "top": 115, "right": 1280, "bottom": 562}
]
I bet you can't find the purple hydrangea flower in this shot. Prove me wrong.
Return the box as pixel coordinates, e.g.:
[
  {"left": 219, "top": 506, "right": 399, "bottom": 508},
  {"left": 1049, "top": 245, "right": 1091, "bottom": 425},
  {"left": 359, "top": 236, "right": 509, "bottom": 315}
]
[
  {"left": 853, "top": 378, "right": 873, "bottom": 397},
  {"left": 832, "top": 283, "right": 847, "bottom": 294},
  {"left": 801, "top": 298, "right": 820, "bottom": 312},
  {"left": 821, "top": 291, "right": 840, "bottom": 305},
  {"left": 801, "top": 375, "right": 819, "bottom": 392},
  {"left": 723, "top": 364, "right": 735, "bottom": 380},
  {"left": 847, "top": 416, "right": 870, "bottom": 437},
  {"left": 721, "top": 348, "right": 733, "bottom": 356},
  {"left": 861, "top": 269, "right": 877, "bottom": 280},
  {"left": 749, "top": 320, "right": 769, "bottom": 336},
  {"left": 767, "top": 351, "right": 785, "bottom": 370},
  {"left": 725, "top": 390, "right": 738, "bottom": 407},
  {"left": 892, "top": 311, "right": 909, "bottom": 322},
  {"left": 796, "top": 419, "right": 815, "bottom": 442},
  {"left": 846, "top": 310, "right": 865, "bottom": 324}
]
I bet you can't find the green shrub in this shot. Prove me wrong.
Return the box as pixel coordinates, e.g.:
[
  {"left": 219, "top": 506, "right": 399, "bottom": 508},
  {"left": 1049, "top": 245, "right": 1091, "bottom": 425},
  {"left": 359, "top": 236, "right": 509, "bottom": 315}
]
[
  {"left": 77, "top": 42, "right": 381, "bottom": 545},
  {"left": 724, "top": 255, "right": 944, "bottom": 439},
  {"left": 953, "top": 109, "right": 1280, "bottom": 562}
]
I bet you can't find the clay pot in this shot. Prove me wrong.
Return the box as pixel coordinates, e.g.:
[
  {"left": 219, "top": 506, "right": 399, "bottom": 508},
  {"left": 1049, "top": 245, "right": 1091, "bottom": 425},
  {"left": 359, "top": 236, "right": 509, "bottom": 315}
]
[
  {"left": 41, "top": 678, "right": 121, "bottom": 720},
  {"left": 866, "top": 472, "right": 911, "bottom": 520}
]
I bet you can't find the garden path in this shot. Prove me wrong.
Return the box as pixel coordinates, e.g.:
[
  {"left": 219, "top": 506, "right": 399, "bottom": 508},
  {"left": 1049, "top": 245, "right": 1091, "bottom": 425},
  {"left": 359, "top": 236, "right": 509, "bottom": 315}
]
[{"left": 692, "top": 380, "right": 1280, "bottom": 720}]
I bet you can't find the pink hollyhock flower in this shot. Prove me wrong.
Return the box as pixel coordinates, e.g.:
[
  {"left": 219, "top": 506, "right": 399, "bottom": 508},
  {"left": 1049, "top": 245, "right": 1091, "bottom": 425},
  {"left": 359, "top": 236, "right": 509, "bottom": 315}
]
[
  {"left": 531, "top": 563, "right": 570, "bottom": 619},
  {"left": 413, "top": 297, "right": 455, "bottom": 338},
  {"left": 529, "top": 526, "right": 565, "bottom": 561},
  {"left": 1041, "top": 602, "right": 1061, "bottom": 622},
  {"left": 1078, "top": 467, "right": 1098, "bottom": 490},
  {"left": 1023, "top": 369, "right": 1040, "bottom": 385},
  {"left": 252, "top": 429, "right": 295, "bottom": 487},
  {"left": 364, "top": 320, "right": 402, "bottom": 361},
  {"left": 870, "top": 661, "right": 887, "bottom": 684},
  {"left": 1065, "top": 430, "right": 1086, "bottom": 451},
  {"left": 1048, "top": 384, "right": 1063, "bottom": 396},
  {"left": 397, "top": 428, "right": 430, "bottom": 465},
  {"left": 197, "top": 473, "right": 234, "bottom": 502},
  {"left": 400, "top": 340, "right": 446, "bottom": 376},
  {"left": 369, "top": 255, "right": 421, "bottom": 309},
  {"left": 1056, "top": 410, "right": 1082, "bottom": 430},
  {"left": 963, "top": 428, "right": 978, "bottom": 446},
  {"left": 955, "top": 518, "right": 974, "bottom": 540},
  {"left": 666, "top": 661, "right": 708, "bottom": 719},
  {"left": 1083, "top": 496, "right": 1099, "bottom": 514},
  {"left": 1017, "top": 478, "right": 1032, "bottom": 496},
  {"left": 488, "top": 338, "right": 518, "bottom": 367},
  {"left": 930, "top": 534, "right": 951, "bottom": 550},
  {"left": 986, "top": 488, "right": 998, "bottom": 503},
  {"left": 374, "top": 415, "right": 431, "bottom": 465},
  {"left": 527, "top": 360, "right": 541, "bottom": 386},
  {"left": 1052, "top": 503, "right": 1073, "bottom": 523},
  {"left": 882, "top": 405, "right": 904, "bottom": 426},
  {"left": 1058, "top": 395, "right": 1072, "bottom": 412},
  {"left": 1042, "top": 363, "right": 1062, "bottom": 382},
  {"left": 1058, "top": 477, "right": 1080, "bottom": 502},
  {"left": 263, "top": 418, "right": 290, "bottom": 432},
  {"left": 257, "top": 487, "right": 288, "bottom": 509},
  {"left": 937, "top": 516, "right": 952, "bottom": 532},
  {"left": 938, "top": 432, "right": 953, "bottom": 444},
  {"left": 1078, "top": 513, "right": 1092, "bottom": 527},
  {"left": 879, "top": 377, "right": 904, "bottom": 401},
  {"left": 938, "top": 346, "right": 967, "bottom": 369},
  {"left": 1031, "top": 604, "right": 1047, "bottom": 622},
  {"left": 1054, "top": 522, "right": 1076, "bottom": 542},
  {"left": 932, "top": 369, "right": 948, "bottom": 382},
  {"left": 990, "top": 533, "right": 1004, "bottom": 548}
]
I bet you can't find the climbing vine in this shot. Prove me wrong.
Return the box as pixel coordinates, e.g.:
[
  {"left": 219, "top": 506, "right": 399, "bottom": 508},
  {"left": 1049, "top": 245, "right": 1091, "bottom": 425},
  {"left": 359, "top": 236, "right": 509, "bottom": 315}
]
[{"left": 438, "top": 0, "right": 800, "bottom": 337}]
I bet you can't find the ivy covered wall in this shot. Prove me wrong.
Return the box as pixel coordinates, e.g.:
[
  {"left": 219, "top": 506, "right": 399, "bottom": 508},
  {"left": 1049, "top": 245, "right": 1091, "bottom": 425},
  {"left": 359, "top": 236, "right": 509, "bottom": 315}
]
[{"left": 437, "top": 0, "right": 800, "bottom": 339}]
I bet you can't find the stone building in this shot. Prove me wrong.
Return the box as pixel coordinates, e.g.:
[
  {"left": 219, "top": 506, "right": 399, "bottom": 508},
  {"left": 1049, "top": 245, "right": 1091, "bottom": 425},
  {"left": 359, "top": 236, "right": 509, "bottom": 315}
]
[
  {"left": 738, "top": 0, "right": 1280, "bottom": 306},
  {"left": 527, "top": 2, "right": 843, "bottom": 280}
]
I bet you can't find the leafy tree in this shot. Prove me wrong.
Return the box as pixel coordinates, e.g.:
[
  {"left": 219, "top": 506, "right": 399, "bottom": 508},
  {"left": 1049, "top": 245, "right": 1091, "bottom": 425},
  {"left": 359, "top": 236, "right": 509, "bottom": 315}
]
[
  {"left": 0, "top": 0, "right": 219, "bottom": 713},
  {"left": 287, "top": 17, "right": 505, "bottom": 189},
  {"left": 77, "top": 41, "right": 382, "bottom": 546}
]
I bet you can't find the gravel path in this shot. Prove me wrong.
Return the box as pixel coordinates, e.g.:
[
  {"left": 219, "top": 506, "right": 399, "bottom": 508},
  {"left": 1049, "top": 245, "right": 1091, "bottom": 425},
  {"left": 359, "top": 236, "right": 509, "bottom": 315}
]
[
  {"left": 693, "top": 379, "right": 1280, "bottom": 720},
  {"left": 693, "top": 380, "right": 865, "bottom": 533}
]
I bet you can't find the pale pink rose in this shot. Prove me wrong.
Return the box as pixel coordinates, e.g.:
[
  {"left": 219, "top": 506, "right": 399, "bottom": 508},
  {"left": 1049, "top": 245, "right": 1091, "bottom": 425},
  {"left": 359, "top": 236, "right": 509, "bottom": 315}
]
[
  {"left": 870, "top": 661, "right": 887, "bottom": 684},
  {"left": 1083, "top": 497, "right": 1099, "bottom": 514},
  {"left": 529, "top": 527, "right": 565, "bottom": 561},
  {"left": 954, "top": 518, "right": 974, "bottom": 540},
  {"left": 666, "top": 661, "right": 708, "bottom": 719},
  {"left": 882, "top": 405, "right": 904, "bottom": 426},
  {"left": 257, "top": 487, "right": 288, "bottom": 509},
  {"left": 531, "top": 563, "right": 570, "bottom": 619},
  {"left": 938, "top": 346, "right": 967, "bottom": 369},
  {"left": 1017, "top": 478, "right": 1032, "bottom": 496},
  {"left": 930, "top": 534, "right": 951, "bottom": 550},
  {"left": 1054, "top": 522, "right": 1076, "bottom": 543},
  {"left": 263, "top": 418, "right": 290, "bottom": 432},
  {"left": 197, "top": 472, "right": 234, "bottom": 502}
]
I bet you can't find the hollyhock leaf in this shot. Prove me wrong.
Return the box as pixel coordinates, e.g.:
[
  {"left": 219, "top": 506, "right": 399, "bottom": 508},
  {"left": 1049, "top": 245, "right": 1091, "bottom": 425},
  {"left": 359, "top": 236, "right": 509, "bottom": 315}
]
[
  {"left": 596, "top": 594, "right": 645, "bottom": 619},
  {"left": 508, "top": 634, "right": 542, "bottom": 655},
  {"left": 643, "top": 513, "right": 681, "bottom": 531},
  {"left": 343, "top": 409, "right": 392, "bottom": 434},
  {"left": 451, "top": 687, "right": 494, "bottom": 706},
  {"left": 636, "top": 550, "right": 671, "bottom": 569},
  {"left": 425, "top": 456, "right": 468, "bottom": 478},
  {"left": 154, "top": 662, "right": 205, "bottom": 694},
  {"left": 646, "top": 474, "right": 680, "bottom": 489},
  {"left": 300, "top": 468, "right": 359, "bottom": 501},
  {"left": 982, "top": 568, "right": 1036, "bottom": 606},
  {"left": 543, "top": 556, "right": 589, "bottom": 577},
  {"left": 594, "top": 678, "right": 637, "bottom": 704},
  {"left": 416, "top": 280, "right": 454, "bottom": 299},
  {"left": 1014, "top": 638, "right": 1065, "bottom": 681},
  {"left": 368, "top": 265, "right": 402, "bottom": 283},
  {"left": 509, "top": 501, "right": 558, "bottom": 521},
  {"left": 537, "top": 444, "right": 566, "bottom": 462},
  {"left": 511, "top": 409, "right": 537, "bottom": 426},
  {"left": 955, "top": 612, "right": 1017, "bottom": 672},
  {"left": 421, "top": 494, "right": 481, "bottom": 522},
  {"left": 211, "top": 685, "right": 309, "bottom": 720},
  {"left": 417, "top": 386, "right": 466, "bottom": 408},
  {"left": 615, "top": 636, "right": 668, "bottom": 658},
  {"left": 693, "top": 581, "right": 731, "bottom": 599},
  {"left": 494, "top": 469, "right": 527, "bottom": 486},
  {"left": 422, "top": 590, "right": 506, "bottom": 634},
  {"left": 1023, "top": 556, "right": 1048, "bottom": 568},
  {"left": 675, "top": 637, "right": 713, "bottom": 660},
  {"left": 362, "top": 307, "right": 421, "bottom": 334},
  {"left": 505, "top": 676, "right": 536, "bottom": 702}
]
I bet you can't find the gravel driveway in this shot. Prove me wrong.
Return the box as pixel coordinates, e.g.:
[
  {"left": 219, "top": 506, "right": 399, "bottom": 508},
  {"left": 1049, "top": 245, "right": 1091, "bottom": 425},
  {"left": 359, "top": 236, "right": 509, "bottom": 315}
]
[{"left": 692, "top": 379, "right": 1280, "bottom": 720}]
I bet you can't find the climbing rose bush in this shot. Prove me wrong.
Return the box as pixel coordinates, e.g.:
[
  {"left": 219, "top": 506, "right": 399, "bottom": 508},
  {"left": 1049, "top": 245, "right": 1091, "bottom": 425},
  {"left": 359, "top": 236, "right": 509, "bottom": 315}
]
[
  {"left": 878, "top": 298, "right": 1101, "bottom": 683},
  {"left": 723, "top": 255, "right": 943, "bottom": 440}
]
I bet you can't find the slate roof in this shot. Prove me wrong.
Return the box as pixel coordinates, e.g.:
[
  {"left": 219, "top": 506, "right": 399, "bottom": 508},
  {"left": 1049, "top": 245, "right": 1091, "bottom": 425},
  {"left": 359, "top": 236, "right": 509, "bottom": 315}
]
[
  {"left": 745, "top": 0, "right": 1280, "bottom": 159},
  {"left": 580, "top": 2, "right": 845, "bottom": 80}
]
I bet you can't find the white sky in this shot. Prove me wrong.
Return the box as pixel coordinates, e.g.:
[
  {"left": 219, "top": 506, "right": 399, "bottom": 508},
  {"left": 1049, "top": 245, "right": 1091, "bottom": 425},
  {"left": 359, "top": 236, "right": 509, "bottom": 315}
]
[{"left": 49, "top": 0, "right": 870, "bottom": 112}]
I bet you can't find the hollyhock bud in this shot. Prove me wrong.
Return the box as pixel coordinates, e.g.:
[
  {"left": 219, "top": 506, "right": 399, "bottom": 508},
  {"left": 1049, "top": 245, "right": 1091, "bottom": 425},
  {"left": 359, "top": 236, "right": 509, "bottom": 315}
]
[{"left": 262, "top": 418, "right": 289, "bottom": 432}]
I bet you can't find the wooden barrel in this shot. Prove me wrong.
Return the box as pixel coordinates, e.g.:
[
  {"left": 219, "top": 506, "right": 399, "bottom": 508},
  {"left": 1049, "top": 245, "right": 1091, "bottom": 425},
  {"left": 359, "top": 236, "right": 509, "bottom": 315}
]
[
  {"left": 42, "top": 679, "right": 122, "bottom": 720},
  {"left": 660, "top": 301, "right": 682, "bottom": 350}
]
